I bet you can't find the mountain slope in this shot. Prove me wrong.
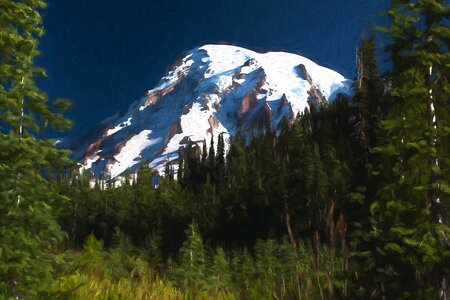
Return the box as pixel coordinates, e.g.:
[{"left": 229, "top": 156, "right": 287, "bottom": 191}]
[{"left": 71, "top": 44, "right": 352, "bottom": 178}]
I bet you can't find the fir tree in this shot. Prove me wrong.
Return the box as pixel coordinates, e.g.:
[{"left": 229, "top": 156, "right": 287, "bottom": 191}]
[
  {"left": 172, "top": 222, "right": 208, "bottom": 290},
  {"left": 366, "top": 1, "right": 450, "bottom": 297},
  {"left": 354, "top": 32, "right": 382, "bottom": 163},
  {"left": 216, "top": 133, "right": 226, "bottom": 179},
  {"left": 209, "top": 247, "right": 232, "bottom": 289},
  {"left": 177, "top": 152, "right": 184, "bottom": 183},
  {"left": 208, "top": 134, "right": 216, "bottom": 180},
  {"left": 201, "top": 139, "right": 208, "bottom": 166},
  {"left": 0, "top": 0, "right": 73, "bottom": 297}
]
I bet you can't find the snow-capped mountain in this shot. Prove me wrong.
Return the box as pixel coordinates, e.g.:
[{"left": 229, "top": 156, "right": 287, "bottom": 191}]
[{"left": 71, "top": 44, "right": 352, "bottom": 178}]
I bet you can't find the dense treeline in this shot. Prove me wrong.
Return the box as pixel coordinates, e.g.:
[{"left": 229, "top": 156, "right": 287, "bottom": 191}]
[
  {"left": 1, "top": 0, "right": 449, "bottom": 299},
  {"left": 55, "top": 100, "right": 359, "bottom": 298}
]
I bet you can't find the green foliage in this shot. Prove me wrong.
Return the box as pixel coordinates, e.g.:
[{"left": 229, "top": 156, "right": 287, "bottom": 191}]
[
  {"left": 51, "top": 96, "right": 359, "bottom": 298},
  {"left": 170, "top": 222, "right": 208, "bottom": 290},
  {"left": 0, "top": 0, "right": 73, "bottom": 298},
  {"left": 3, "top": 0, "right": 449, "bottom": 298},
  {"left": 210, "top": 247, "right": 232, "bottom": 289},
  {"left": 52, "top": 234, "right": 184, "bottom": 300},
  {"left": 356, "top": 0, "right": 450, "bottom": 298}
]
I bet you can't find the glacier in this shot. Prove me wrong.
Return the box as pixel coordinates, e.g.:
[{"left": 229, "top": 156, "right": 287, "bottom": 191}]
[{"left": 70, "top": 44, "right": 352, "bottom": 179}]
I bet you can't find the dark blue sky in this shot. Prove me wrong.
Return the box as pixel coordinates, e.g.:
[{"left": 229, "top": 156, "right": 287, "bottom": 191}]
[{"left": 37, "top": 0, "right": 389, "bottom": 136}]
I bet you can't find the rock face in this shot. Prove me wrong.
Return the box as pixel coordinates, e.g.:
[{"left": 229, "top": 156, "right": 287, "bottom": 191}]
[{"left": 71, "top": 44, "right": 352, "bottom": 178}]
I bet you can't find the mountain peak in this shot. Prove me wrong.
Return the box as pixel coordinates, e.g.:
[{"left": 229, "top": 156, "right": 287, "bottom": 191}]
[{"left": 72, "top": 44, "right": 352, "bottom": 179}]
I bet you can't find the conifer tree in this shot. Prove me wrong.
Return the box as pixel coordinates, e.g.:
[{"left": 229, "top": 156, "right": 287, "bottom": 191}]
[
  {"left": 225, "top": 133, "right": 248, "bottom": 217},
  {"left": 164, "top": 157, "right": 174, "bottom": 182},
  {"left": 172, "top": 222, "right": 208, "bottom": 290},
  {"left": 208, "top": 134, "right": 216, "bottom": 179},
  {"left": 216, "top": 133, "right": 226, "bottom": 179},
  {"left": 0, "top": 0, "right": 72, "bottom": 297},
  {"left": 201, "top": 139, "right": 208, "bottom": 166},
  {"left": 209, "top": 247, "right": 232, "bottom": 289},
  {"left": 366, "top": 1, "right": 450, "bottom": 297},
  {"left": 183, "top": 140, "right": 201, "bottom": 190},
  {"left": 177, "top": 152, "right": 184, "bottom": 183},
  {"left": 354, "top": 32, "right": 382, "bottom": 163}
]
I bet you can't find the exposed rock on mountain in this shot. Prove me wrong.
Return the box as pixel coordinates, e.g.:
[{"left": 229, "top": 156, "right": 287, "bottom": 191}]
[{"left": 71, "top": 44, "right": 352, "bottom": 178}]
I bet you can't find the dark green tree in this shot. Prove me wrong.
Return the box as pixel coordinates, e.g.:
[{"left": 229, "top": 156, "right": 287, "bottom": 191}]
[
  {"left": 0, "top": 0, "right": 73, "bottom": 297},
  {"left": 216, "top": 133, "right": 226, "bottom": 179},
  {"left": 354, "top": 32, "right": 383, "bottom": 163},
  {"left": 365, "top": 0, "right": 450, "bottom": 298},
  {"left": 209, "top": 246, "right": 232, "bottom": 289},
  {"left": 171, "top": 222, "right": 208, "bottom": 291},
  {"left": 177, "top": 152, "right": 184, "bottom": 183},
  {"left": 208, "top": 134, "right": 216, "bottom": 180}
]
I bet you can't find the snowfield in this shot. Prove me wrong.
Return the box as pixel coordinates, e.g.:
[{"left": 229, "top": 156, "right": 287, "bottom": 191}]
[{"left": 72, "top": 44, "right": 352, "bottom": 179}]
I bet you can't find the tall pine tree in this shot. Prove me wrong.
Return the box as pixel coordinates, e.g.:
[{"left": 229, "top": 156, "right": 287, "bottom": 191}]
[
  {"left": 0, "top": 0, "right": 72, "bottom": 297},
  {"left": 366, "top": 0, "right": 450, "bottom": 297}
]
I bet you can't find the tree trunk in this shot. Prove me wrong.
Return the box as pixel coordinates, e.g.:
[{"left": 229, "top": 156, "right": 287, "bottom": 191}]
[
  {"left": 285, "top": 210, "right": 297, "bottom": 249},
  {"left": 16, "top": 77, "right": 25, "bottom": 206}
]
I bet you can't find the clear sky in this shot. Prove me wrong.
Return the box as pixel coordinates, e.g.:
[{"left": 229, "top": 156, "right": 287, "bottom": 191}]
[{"left": 37, "top": 0, "right": 390, "bottom": 136}]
